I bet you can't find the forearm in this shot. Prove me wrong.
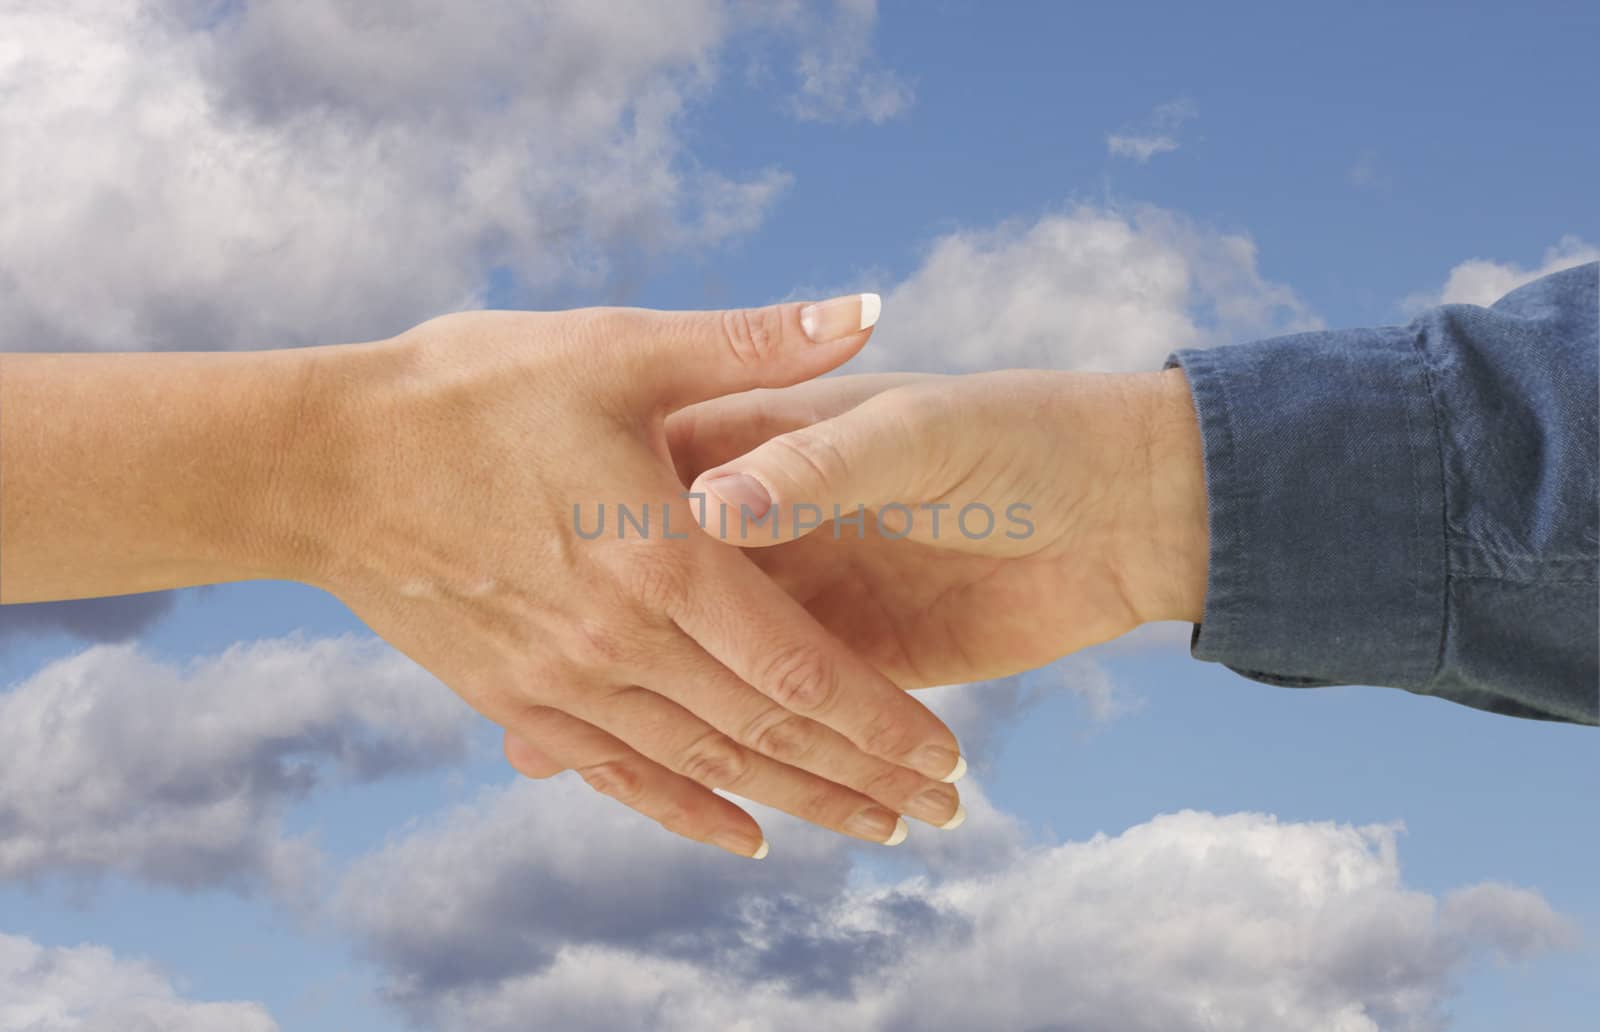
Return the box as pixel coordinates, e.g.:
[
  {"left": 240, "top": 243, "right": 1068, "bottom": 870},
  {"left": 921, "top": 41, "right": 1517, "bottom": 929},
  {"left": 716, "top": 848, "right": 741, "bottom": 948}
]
[{"left": 0, "top": 346, "right": 336, "bottom": 602}]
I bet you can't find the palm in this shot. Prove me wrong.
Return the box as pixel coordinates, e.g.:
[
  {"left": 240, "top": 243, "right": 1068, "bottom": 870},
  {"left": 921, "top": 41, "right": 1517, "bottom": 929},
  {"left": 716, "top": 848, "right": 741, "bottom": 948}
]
[{"left": 745, "top": 526, "right": 1136, "bottom": 689}]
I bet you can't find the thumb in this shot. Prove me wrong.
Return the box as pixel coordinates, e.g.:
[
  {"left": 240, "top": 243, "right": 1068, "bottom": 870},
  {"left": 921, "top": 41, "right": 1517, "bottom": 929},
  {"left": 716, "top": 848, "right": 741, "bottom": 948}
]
[
  {"left": 609, "top": 293, "right": 881, "bottom": 411},
  {"left": 689, "top": 389, "right": 925, "bottom": 547}
]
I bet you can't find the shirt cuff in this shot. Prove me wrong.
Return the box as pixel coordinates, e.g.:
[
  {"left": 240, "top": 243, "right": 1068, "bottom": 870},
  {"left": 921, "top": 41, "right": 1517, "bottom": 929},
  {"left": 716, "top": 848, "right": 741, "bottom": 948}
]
[{"left": 1164, "top": 326, "right": 1447, "bottom": 690}]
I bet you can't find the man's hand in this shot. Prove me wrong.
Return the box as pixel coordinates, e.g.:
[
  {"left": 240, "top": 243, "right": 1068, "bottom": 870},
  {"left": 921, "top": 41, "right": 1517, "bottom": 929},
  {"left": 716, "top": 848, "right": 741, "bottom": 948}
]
[{"left": 503, "top": 368, "right": 1207, "bottom": 777}]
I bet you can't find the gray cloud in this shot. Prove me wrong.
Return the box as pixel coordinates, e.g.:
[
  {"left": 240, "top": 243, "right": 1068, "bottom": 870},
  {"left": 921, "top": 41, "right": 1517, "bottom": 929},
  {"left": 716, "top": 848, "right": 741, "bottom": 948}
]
[
  {"left": 335, "top": 776, "right": 876, "bottom": 1001},
  {"left": 339, "top": 790, "right": 1576, "bottom": 1032},
  {"left": 0, "top": 592, "right": 179, "bottom": 646},
  {"left": 0, "top": 634, "right": 472, "bottom": 896},
  {"left": 0, "top": 931, "right": 278, "bottom": 1032}
]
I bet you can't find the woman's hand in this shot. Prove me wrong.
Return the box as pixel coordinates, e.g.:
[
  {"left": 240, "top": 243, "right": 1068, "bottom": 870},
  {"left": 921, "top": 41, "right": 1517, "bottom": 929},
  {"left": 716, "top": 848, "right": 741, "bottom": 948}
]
[
  {"left": 265, "top": 298, "right": 969, "bottom": 857},
  {"left": 503, "top": 368, "right": 1206, "bottom": 778}
]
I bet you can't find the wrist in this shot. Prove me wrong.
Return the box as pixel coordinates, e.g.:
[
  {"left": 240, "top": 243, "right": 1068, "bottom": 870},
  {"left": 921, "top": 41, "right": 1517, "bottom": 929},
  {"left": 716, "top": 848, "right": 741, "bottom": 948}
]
[
  {"left": 246, "top": 337, "right": 407, "bottom": 591},
  {"left": 1119, "top": 367, "right": 1209, "bottom": 624}
]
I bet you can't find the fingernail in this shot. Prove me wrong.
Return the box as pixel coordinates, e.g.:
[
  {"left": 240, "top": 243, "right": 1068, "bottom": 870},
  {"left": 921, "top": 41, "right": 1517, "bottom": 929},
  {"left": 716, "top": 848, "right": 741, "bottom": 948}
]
[
  {"left": 905, "top": 786, "right": 959, "bottom": 827},
  {"left": 702, "top": 473, "right": 771, "bottom": 525},
  {"left": 799, "top": 292, "right": 881, "bottom": 344},
  {"left": 938, "top": 803, "right": 967, "bottom": 831},
  {"left": 844, "top": 807, "right": 902, "bottom": 843},
  {"left": 911, "top": 745, "right": 965, "bottom": 783},
  {"left": 751, "top": 838, "right": 770, "bottom": 860},
  {"left": 712, "top": 831, "right": 767, "bottom": 859},
  {"left": 885, "top": 817, "right": 909, "bottom": 846}
]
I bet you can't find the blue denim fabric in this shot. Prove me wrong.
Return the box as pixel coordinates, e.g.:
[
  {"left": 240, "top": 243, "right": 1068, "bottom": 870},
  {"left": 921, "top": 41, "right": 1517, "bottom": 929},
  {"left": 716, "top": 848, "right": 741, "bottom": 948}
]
[{"left": 1165, "top": 262, "right": 1598, "bottom": 725}]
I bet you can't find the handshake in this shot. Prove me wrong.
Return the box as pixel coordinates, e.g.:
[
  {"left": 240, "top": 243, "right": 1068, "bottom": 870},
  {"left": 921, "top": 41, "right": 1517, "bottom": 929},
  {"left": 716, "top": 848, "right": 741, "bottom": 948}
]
[{"left": 237, "top": 293, "right": 1210, "bottom": 858}]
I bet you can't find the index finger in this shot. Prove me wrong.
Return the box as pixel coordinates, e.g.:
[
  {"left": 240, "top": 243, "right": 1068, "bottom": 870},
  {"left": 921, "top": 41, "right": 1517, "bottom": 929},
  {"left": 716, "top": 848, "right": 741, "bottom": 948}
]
[{"left": 674, "top": 538, "right": 967, "bottom": 783}]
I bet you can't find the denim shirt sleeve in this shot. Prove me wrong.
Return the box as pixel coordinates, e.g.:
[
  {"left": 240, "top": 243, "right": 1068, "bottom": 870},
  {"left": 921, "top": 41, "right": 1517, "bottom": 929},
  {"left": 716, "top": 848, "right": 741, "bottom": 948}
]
[{"left": 1163, "top": 261, "right": 1599, "bottom": 725}]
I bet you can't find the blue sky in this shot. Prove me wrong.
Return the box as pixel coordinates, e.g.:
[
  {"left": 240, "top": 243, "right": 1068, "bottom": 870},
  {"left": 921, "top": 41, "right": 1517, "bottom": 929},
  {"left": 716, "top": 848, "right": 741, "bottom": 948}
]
[{"left": 1, "top": 2, "right": 1596, "bottom": 1030}]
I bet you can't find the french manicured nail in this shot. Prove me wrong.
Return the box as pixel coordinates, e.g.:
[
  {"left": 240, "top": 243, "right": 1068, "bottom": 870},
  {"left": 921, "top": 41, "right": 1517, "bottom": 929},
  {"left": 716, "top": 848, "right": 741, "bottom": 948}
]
[
  {"left": 906, "top": 787, "right": 962, "bottom": 828},
  {"left": 751, "top": 838, "right": 770, "bottom": 860},
  {"left": 938, "top": 803, "right": 967, "bottom": 831},
  {"left": 845, "top": 807, "right": 904, "bottom": 844},
  {"left": 910, "top": 745, "right": 965, "bottom": 783},
  {"left": 713, "top": 831, "right": 768, "bottom": 859},
  {"left": 701, "top": 473, "right": 771, "bottom": 525},
  {"left": 799, "top": 292, "right": 881, "bottom": 344}
]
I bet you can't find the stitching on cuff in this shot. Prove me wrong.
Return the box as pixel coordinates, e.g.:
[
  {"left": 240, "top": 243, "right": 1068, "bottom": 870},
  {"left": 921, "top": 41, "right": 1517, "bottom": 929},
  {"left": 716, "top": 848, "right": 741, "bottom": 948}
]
[
  {"left": 1191, "top": 346, "right": 1247, "bottom": 662},
  {"left": 1406, "top": 323, "right": 1453, "bottom": 687}
]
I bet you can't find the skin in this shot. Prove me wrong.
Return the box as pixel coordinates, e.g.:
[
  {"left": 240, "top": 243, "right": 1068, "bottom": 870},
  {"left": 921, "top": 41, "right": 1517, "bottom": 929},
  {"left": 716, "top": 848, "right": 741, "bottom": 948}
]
[
  {"left": 504, "top": 368, "right": 1210, "bottom": 787},
  {"left": 0, "top": 297, "right": 973, "bottom": 861}
]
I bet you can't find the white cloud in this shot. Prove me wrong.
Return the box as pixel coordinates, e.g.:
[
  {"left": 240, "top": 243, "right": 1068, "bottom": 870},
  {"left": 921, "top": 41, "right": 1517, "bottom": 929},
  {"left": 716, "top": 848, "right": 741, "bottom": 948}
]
[
  {"left": 0, "top": 634, "right": 472, "bottom": 895},
  {"left": 1057, "top": 653, "right": 1139, "bottom": 721},
  {"left": 919, "top": 656, "right": 1133, "bottom": 764},
  {"left": 1107, "top": 98, "right": 1197, "bottom": 163},
  {"left": 1108, "top": 134, "right": 1180, "bottom": 162},
  {"left": 1405, "top": 235, "right": 1600, "bottom": 310},
  {"left": 0, "top": 1, "right": 817, "bottom": 354},
  {"left": 0, "top": 932, "right": 278, "bottom": 1032},
  {"left": 339, "top": 784, "right": 1576, "bottom": 1032},
  {"left": 857, "top": 203, "right": 1321, "bottom": 374},
  {"left": 782, "top": 0, "right": 913, "bottom": 124}
]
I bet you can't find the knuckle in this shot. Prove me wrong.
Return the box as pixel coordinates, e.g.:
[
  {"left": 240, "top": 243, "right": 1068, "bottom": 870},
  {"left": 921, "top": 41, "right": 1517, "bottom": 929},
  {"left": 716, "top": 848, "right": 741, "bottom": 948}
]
[
  {"left": 797, "top": 783, "right": 843, "bottom": 825},
  {"left": 767, "top": 429, "right": 847, "bottom": 488},
  {"left": 758, "top": 643, "right": 839, "bottom": 714},
  {"left": 618, "top": 540, "right": 691, "bottom": 614},
  {"left": 652, "top": 801, "right": 697, "bottom": 836},
  {"left": 567, "top": 617, "right": 634, "bottom": 671},
  {"left": 868, "top": 383, "right": 947, "bottom": 432},
  {"left": 515, "top": 703, "right": 564, "bottom": 732},
  {"left": 859, "top": 710, "right": 914, "bottom": 760},
  {"left": 577, "top": 759, "right": 645, "bottom": 806},
  {"left": 741, "top": 707, "right": 817, "bottom": 765},
  {"left": 720, "top": 307, "right": 783, "bottom": 368},
  {"left": 859, "top": 761, "right": 922, "bottom": 804},
  {"left": 579, "top": 305, "right": 635, "bottom": 341},
  {"left": 568, "top": 307, "right": 627, "bottom": 360},
  {"left": 679, "top": 732, "right": 748, "bottom": 788}
]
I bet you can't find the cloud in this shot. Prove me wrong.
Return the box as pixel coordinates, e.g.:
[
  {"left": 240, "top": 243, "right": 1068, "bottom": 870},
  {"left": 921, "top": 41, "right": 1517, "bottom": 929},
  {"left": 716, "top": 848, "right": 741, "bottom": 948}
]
[
  {"left": 857, "top": 203, "right": 1321, "bottom": 374},
  {"left": 1347, "top": 149, "right": 1388, "bottom": 192},
  {"left": 0, "top": 592, "right": 178, "bottom": 646},
  {"left": 1108, "top": 134, "right": 1180, "bottom": 162},
  {"left": 0, "top": 931, "right": 278, "bottom": 1032},
  {"left": 1404, "top": 235, "right": 1600, "bottom": 310},
  {"left": 336, "top": 776, "right": 862, "bottom": 1002},
  {"left": 0, "top": 634, "right": 472, "bottom": 896},
  {"left": 918, "top": 655, "right": 1132, "bottom": 768},
  {"left": 0, "top": 0, "right": 814, "bottom": 354},
  {"left": 782, "top": 0, "right": 913, "bottom": 124},
  {"left": 338, "top": 783, "right": 1576, "bottom": 1032},
  {"left": 1107, "top": 98, "right": 1197, "bottom": 163}
]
